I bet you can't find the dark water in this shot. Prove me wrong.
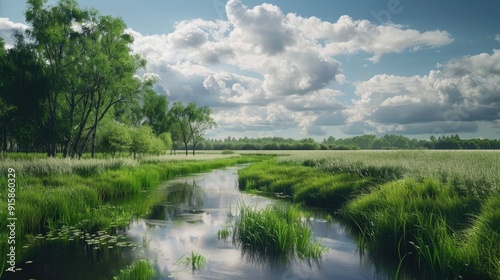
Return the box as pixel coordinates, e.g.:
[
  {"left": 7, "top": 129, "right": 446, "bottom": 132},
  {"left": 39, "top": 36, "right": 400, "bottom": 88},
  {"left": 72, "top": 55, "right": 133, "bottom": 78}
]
[{"left": 2, "top": 165, "right": 385, "bottom": 280}]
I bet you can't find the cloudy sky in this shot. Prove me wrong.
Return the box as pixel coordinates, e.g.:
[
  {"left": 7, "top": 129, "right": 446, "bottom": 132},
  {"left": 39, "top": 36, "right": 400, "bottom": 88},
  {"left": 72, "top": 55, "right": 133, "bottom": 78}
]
[{"left": 1, "top": 0, "right": 499, "bottom": 140}]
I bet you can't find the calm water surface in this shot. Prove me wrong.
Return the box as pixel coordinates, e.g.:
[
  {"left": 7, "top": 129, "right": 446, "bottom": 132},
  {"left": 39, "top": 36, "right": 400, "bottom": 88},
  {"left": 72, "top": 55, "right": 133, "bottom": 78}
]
[{"left": 128, "top": 165, "right": 384, "bottom": 280}]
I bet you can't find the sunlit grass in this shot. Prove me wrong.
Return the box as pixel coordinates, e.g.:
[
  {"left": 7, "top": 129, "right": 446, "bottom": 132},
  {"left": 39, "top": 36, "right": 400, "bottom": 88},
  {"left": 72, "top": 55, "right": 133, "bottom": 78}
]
[
  {"left": 237, "top": 150, "right": 500, "bottom": 279},
  {"left": 233, "top": 203, "right": 327, "bottom": 260},
  {"left": 113, "top": 259, "right": 156, "bottom": 280}
]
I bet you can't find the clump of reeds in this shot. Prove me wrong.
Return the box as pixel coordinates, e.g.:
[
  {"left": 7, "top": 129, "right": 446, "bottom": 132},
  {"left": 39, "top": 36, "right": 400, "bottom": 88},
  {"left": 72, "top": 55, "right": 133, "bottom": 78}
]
[
  {"left": 114, "top": 259, "right": 156, "bottom": 280},
  {"left": 343, "top": 178, "right": 486, "bottom": 279},
  {"left": 176, "top": 251, "right": 206, "bottom": 271},
  {"left": 233, "top": 203, "right": 327, "bottom": 260}
]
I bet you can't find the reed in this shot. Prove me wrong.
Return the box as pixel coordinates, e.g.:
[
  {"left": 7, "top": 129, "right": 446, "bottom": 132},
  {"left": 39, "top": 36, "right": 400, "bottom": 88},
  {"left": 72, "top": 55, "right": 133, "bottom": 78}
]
[
  {"left": 176, "top": 251, "right": 206, "bottom": 271},
  {"left": 237, "top": 150, "right": 500, "bottom": 279},
  {"left": 232, "top": 203, "right": 327, "bottom": 260},
  {"left": 114, "top": 259, "right": 156, "bottom": 280}
]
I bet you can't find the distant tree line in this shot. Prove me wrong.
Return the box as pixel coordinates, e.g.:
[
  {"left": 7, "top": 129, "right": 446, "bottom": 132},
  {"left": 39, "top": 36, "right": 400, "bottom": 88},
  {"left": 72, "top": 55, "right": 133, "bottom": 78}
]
[
  {"left": 0, "top": 0, "right": 215, "bottom": 158},
  {"left": 193, "top": 134, "right": 500, "bottom": 151}
]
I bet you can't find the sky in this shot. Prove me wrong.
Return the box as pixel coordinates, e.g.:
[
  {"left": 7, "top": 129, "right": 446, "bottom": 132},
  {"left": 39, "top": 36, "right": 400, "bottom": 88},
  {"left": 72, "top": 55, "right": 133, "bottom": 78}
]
[{"left": 1, "top": 0, "right": 499, "bottom": 140}]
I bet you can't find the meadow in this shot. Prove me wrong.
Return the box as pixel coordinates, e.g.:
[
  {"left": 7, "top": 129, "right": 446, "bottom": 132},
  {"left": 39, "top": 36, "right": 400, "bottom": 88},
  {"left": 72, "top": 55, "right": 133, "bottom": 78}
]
[
  {"left": 238, "top": 150, "right": 500, "bottom": 279},
  {"left": 0, "top": 152, "right": 270, "bottom": 278},
  {"left": 1, "top": 150, "right": 499, "bottom": 279}
]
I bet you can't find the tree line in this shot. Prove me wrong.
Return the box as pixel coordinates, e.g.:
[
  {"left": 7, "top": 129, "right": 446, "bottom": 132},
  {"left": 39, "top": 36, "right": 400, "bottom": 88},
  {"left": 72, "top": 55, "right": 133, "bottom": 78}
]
[
  {"left": 193, "top": 134, "right": 500, "bottom": 151},
  {"left": 0, "top": 0, "right": 215, "bottom": 158}
]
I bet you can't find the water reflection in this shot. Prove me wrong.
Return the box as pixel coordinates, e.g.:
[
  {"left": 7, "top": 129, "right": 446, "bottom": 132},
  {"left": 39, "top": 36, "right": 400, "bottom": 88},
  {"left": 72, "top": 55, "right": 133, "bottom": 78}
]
[{"left": 126, "top": 166, "right": 384, "bottom": 280}]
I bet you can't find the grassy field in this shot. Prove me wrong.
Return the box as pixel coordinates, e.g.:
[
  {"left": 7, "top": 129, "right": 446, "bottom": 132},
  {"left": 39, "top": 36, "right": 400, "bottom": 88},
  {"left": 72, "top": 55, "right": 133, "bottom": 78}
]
[
  {"left": 238, "top": 150, "right": 500, "bottom": 279},
  {"left": 0, "top": 152, "right": 270, "bottom": 277},
  {"left": 1, "top": 150, "right": 499, "bottom": 279}
]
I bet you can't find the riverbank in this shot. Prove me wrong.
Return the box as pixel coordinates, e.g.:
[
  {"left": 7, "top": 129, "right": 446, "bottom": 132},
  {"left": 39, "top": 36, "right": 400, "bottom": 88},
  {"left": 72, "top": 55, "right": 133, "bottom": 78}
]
[
  {"left": 237, "top": 150, "right": 500, "bottom": 279},
  {"left": 0, "top": 153, "right": 271, "bottom": 277}
]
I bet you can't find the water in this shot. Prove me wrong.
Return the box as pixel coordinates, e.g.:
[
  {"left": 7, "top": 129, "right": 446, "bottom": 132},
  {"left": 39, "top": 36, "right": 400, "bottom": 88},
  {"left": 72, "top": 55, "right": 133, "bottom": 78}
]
[{"left": 3, "top": 165, "right": 385, "bottom": 280}]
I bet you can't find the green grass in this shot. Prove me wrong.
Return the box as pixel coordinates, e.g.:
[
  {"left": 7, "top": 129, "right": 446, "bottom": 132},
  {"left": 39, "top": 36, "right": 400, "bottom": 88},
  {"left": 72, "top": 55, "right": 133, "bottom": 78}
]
[
  {"left": 237, "top": 150, "right": 500, "bottom": 279},
  {"left": 113, "top": 259, "right": 156, "bottom": 280},
  {"left": 232, "top": 203, "right": 327, "bottom": 261},
  {"left": 176, "top": 251, "right": 206, "bottom": 271},
  {"left": 0, "top": 153, "right": 270, "bottom": 270},
  {"left": 238, "top": 159, "right": 374, "bottom": 208}
]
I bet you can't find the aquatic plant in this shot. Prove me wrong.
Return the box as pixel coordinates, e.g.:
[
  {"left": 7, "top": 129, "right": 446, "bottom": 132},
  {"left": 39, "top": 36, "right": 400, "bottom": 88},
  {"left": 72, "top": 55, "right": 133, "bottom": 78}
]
[
  {"left": 176, "top": 251, "right": 206, "bottom": 271},
  {"left": 114, "top": 259, "right": 156, "bottom": 280},
  {"left": 217, "top": 227, "right": 232, "bottom": 240},
  {"left": 233, "top": 203, "right": 327, "bottom": 260}
]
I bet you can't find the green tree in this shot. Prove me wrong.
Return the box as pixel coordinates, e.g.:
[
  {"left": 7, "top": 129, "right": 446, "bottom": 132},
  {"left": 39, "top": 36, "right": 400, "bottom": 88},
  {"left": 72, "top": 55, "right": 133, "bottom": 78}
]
[
  {"left": 142, "top": 89, "right": 169, "bottom": 135},
  {"left": 25, "top": 0, "right": 147, "bottom": 158},
  {"left": 186, "top": 103, "right": 217, "bottom": 155},
  {"left": 98, "top": 121, "right": 132, "bottom": 157},
  {"left": 25, "top": 0, "right": 88, "bottom": 156},
  {"left": 168, "top": 102, "right": 193, "bottom": 156},
  {"left": 129, "top": 125, "right": 155, "bottom": 159},
  {"left": 158, "top": 132, "right": 173, "bottom": 151},
  {"left": 0, "top": 34, "right": 49, "bottom": 154}
]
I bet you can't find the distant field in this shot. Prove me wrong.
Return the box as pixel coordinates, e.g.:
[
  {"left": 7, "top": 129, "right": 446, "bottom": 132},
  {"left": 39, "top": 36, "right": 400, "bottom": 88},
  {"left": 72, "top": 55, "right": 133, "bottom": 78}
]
[{"left": 243, "top": 149, "right": 500, "bottom": 189}]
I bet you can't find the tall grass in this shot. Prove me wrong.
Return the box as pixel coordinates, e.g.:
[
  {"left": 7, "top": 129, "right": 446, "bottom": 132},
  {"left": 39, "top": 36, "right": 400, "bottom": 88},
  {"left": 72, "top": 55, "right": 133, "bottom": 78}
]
[
  {"left": 238, "top": 160, "right": 373, "bottom": 208},
  {"left": 0, "top": 157, "right": 138, "bottom": 177},
  {"left": 233, "top": 203, "right": 327, "bottom": 261},
  {"left": 114, "top": 259, "right": 156, "bottom": 280},
  {"left": 238, "top": 151, "right": 500, "bottom": 279},
  {"left": 176, "top": 251, "right": 206, "bottom": 271},
  {"left": 0, "top": 154, "right": 269, "bottom": 270}
]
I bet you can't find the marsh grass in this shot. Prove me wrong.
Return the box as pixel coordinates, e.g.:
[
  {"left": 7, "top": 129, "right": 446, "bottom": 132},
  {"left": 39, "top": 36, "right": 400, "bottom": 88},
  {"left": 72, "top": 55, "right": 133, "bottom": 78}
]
[
  {"left": 238, "top": 151, "right": 500, "bottom": 279},
  {"left": 114, "top": 259, "right": 156, "bottom": 280},
  {"left": 176, "top": 251, "right": 206, "bottom": 271},
  {"left": 238, "top": 160, "right": 373, "bottom": 208},
  {"left": 233, "top": 203, "right": 327, "bottom": 261},
  {"left": 217, "top": 227, "right": 232, "bottom": 240},
  {"left": 0, "top": 154, "right": 268, "bottom": 270}
]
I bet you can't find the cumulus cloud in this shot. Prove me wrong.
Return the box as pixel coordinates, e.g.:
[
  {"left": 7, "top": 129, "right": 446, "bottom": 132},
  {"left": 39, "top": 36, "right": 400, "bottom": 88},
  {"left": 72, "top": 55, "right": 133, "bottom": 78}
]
[
  {"left": 226, "top": 0, "right": 295, "bottom": 55},
  {"left": 0, "top": 18, "right": 28, "bottom": 48},
  {"left": 286, "top": 14, "right": 453, "bottom": 62},
  {"left": 345, "top": 50, "right": 500, "bottom": 134}
]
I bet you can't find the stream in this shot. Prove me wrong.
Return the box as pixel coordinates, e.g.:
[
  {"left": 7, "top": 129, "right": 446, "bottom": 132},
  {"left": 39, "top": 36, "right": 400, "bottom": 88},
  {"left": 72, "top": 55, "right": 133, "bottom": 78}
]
[{"left": 4, "top": 165, "right": 386, "bottom": 280}]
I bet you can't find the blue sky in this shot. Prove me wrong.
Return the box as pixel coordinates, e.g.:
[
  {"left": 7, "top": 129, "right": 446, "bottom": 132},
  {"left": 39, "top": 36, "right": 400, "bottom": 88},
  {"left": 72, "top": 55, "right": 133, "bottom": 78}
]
[{"left": 1, "top": 0, "right": 499, "bottom": 140}]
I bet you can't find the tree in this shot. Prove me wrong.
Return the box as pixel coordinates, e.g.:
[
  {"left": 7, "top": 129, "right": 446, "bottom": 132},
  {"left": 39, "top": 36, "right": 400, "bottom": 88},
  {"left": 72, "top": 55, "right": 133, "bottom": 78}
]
[
  {"left": 158, "top": 132, "right": 173, "bottom": 152},
  {"left": 129, "top": 125, "right": 155, "bottom": 159},
  {"left": 98, "top": 121, "right": 131, "bottom": 157},
  {"left": 186, "top": 103, "right": 216, "bottom": 155},
  {"left": 25, "top": 0, "right": 88, "bottom": 156},
  {"left": 25, "top": 0, "right": 147, "bottom": 158},
  {"left": 142, "top": 89, "right": 168, "bottom": 135},
  {"left": 0, "top": 34, "right": 49, "bottom": 154},
  {"left": 168, "top": 102, "right": 193, "bottom": 156},
  {"left": 168, "top": 101, "right": 217, "bottom": 156}
]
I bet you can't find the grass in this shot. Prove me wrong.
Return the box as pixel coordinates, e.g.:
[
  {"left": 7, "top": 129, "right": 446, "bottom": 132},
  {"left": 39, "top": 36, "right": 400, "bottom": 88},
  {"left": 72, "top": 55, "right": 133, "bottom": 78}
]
[
  {"left": 237, "top": 150, "right": 500, "bottom": 279},
  {"left": 238, "top": 159, "right": 374, "bottom": 208},
  {"left": 176, "top": 251, "right": 206, "bottom": 271},
  {"left": 0, "top": 153, "right": 271, "bottom": 271},
  {"left": 232, "top": 203, "right": 327, "bottom": 261},
  {"left": 113, "top": 259, "right": 156, "bottom": 280}
]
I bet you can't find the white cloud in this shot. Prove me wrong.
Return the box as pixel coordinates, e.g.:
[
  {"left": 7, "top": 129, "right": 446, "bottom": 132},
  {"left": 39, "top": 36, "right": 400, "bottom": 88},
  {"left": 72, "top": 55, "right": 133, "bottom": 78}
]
[
  {"left": 286, "top": 14, "right": 453, "bottom": 62},
  {"left": 0, "top": 17, "right": 28, "bottom": 48},
  {"left": 345, "top": 50, "right": 500, "bottom": 134},
  {"left": 495, "top": 34, "right": 500, "bottom": 42},
  {"left": 226, "top": 0, "right": 295, "bottom": 55}
]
